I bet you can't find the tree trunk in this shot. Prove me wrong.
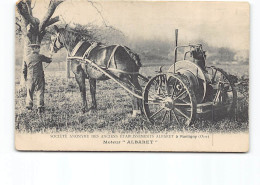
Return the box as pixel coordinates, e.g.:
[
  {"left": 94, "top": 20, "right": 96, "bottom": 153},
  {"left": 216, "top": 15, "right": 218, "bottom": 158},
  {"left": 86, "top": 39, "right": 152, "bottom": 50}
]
[{"left": 16, "top": 0, "right": 63, "bottom": 84}]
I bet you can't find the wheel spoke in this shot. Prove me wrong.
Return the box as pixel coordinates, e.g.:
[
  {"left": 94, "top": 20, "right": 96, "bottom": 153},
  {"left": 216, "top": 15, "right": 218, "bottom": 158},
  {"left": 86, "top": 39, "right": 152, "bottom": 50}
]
[
  {"left": 174, "top": 90, "right": 187, "bottom": 100},
  {"left": 170, "top": 79, "right": 178, "bottom": 98},
  {"left": 145, "top": 102, "right": 161, "bottom": 105},
  {"left": 176, "top": 97, "right": 190, "bottom": 104},
  {"left": 153, "top": 80, "right": 166, "bottom": 97},
  {"left": 150, "top": 107, "right": 164, "bottom": 119},
  {"left": 175, "top": 103, "right": 191, "bottom": 106},
  {"left": 161, "top": 111, "right": 168, "bottom": 123},
  {"left": 164, "top": 78, "right": 170, "bottom": 96},
  {"left": 171, "top": 110, "right": 180, "bottom": 125},
  {"left": 175, "top": 108, "right": 190, "bottom": 120},
  {"left": 147, "top": 89, "right": 164, "bottom": 100}
]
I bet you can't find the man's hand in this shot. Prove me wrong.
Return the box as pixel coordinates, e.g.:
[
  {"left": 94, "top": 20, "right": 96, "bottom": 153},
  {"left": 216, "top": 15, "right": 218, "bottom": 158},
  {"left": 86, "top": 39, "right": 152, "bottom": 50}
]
[
  {"left": 40, "top": 54, "right": 53, "bottom": 64},
  {"left": 47, "top": 58, "right": 52, "bottom": 63}
]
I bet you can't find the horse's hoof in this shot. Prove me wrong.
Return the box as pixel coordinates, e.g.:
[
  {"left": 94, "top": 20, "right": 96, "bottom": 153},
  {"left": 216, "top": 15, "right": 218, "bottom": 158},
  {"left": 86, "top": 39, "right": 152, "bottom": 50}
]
[
  {"left": 89, "top": 106, "right": 97, "bottom": 112},
  {"left": 82, "top": 106, "right": 97, "bottom": 113},
  {"left": 81, "top": 107, "right": 88, "bottom": 113},
  {"left": 91, "top": 106, "right": 97, "bottom": 110}
]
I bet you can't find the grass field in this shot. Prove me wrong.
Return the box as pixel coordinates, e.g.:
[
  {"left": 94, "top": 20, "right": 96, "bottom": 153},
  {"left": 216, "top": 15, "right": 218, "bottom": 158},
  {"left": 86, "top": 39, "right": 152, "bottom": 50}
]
[{"left": 15, "top": 62, "right": 249, "bottom": 134}]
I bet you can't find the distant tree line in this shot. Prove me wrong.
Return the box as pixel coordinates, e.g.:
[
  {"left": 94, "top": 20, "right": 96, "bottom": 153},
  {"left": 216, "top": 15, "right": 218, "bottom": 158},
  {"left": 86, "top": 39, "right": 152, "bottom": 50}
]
[{"left": 16, "top": 22, "right": 249, "bottom": 69}]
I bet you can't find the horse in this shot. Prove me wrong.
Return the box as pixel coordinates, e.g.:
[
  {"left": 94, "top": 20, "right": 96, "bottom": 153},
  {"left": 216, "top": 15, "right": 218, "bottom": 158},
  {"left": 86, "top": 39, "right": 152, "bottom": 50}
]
[{"left": 50, "top": 25, "right": 143, "bottom": 116}]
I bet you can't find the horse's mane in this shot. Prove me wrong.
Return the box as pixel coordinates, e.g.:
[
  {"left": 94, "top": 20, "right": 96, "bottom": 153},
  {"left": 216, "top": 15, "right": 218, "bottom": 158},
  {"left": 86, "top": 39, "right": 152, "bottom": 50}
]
[{"left": 59, "top": 28, "right": 84, "bottom": 50}]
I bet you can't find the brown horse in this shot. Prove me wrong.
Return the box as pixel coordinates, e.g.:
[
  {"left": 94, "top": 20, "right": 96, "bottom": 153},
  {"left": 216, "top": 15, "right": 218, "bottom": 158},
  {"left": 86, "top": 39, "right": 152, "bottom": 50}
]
[{"left": 50, "top": 25, "right": 142, "bottom": 116}]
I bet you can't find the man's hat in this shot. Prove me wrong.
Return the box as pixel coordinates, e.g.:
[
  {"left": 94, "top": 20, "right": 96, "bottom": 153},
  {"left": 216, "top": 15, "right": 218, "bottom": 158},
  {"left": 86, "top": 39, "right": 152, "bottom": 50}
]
[{"left": 28, "top": 44, "right": 40, "bottom": 48}]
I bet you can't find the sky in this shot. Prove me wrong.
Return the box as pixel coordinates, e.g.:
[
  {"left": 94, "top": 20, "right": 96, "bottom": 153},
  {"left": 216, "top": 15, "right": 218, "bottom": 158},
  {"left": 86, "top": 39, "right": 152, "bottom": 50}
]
[{"left": 32, "top": 0, "right": 249, "bottom": 51}]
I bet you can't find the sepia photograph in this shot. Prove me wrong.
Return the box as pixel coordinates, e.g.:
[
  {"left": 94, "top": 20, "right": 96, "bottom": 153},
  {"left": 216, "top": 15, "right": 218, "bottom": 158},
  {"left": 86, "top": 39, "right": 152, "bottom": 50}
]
[{"left": 15, "top": 0, "right": 249, "bottom": 151}]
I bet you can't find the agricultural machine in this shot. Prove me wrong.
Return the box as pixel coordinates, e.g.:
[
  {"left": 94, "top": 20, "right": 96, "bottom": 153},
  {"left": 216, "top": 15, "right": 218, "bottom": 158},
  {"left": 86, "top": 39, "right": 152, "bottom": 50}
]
[{"left": 142, "top": 30, "right": 237, "bottom": 126}]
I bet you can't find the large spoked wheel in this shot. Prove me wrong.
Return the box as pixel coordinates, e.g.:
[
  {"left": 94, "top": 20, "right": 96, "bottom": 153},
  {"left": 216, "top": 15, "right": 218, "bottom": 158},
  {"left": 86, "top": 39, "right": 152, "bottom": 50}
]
[
  {"left": 207, "top": 67, "right": 237, "bottom": 113},
  {"left": 143, "top": 74, "right": 197, "bottom": 130}
]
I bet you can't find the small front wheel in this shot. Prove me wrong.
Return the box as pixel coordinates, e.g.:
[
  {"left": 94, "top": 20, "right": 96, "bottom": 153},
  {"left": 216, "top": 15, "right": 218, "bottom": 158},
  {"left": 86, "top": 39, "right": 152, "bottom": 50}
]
[{"left": 143, "top": 74, "right": 197, "bottom": 129}]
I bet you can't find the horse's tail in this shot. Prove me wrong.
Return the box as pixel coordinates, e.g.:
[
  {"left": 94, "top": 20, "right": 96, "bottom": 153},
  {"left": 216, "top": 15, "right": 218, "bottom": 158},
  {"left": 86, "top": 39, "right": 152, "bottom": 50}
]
[{"left": 122, "top": 46, "right": 142, "bottom": 68}]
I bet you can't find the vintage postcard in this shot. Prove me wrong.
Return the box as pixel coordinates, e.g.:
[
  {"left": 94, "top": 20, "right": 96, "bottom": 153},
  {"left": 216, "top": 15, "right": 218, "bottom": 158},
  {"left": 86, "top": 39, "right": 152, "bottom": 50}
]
[{"left": 15, "top": 0, "right": 249, "bottom": 152}]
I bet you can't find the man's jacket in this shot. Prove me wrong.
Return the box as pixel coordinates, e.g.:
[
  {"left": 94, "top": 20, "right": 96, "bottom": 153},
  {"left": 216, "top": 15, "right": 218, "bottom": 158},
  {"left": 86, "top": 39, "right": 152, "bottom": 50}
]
[{"left": 22, "top": 52, "right": 51, "bottom": 80}]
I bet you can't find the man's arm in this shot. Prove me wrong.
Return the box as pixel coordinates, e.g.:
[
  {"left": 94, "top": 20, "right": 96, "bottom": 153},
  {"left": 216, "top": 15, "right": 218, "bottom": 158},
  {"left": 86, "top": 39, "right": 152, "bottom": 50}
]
[{"left": 39, "top": 54, "right": 52, "bottom": 63}]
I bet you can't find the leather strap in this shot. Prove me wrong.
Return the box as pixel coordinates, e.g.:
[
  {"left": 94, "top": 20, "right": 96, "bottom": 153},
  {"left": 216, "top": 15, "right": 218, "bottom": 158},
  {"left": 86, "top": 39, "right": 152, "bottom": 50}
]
[
  {"left": 83, "top": 42, "right": 98, "bottom": 59},
  {"left": 107, "top": 45, "right": 120, "bottom": 68},
  {"left": 70, "top": 41, "right": 85, "bottom": 57}
]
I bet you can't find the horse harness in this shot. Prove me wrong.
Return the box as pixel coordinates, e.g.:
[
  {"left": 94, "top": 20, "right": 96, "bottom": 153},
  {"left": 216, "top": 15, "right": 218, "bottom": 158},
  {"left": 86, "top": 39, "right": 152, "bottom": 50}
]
[{"left": 67, "top": 41, "right": 140, "bottom": 75}]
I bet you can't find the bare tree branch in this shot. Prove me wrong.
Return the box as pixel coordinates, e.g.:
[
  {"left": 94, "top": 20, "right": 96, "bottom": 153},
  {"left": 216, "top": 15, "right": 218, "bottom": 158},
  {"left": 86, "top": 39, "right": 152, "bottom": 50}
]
[
  {"left": 87, "top": 1, "right": 107, "bottom": 26},
  {"left": 31, "top": 0, "right": 37, "bottom": 9},
  {"left": 39, "top": 0, "right": 64, "bottom": 31},
  {"left": 16, "top": 11, "right": 27, "bottom": 36},
  {"left": 25, "top": 0, "right": 32, "bottom": 16},
  {"left": 59, "top": 14, "right": 71, "bottom": 25},
  {"left": 16, "top": 16, "right": 22, "bottom": 27},
  {"left": 87, "top": 0, "right": 124, "bottom": 35},
  {"left": 16, "top": 22, "right": 22, "bottom": 33},
  {"left": 45, "top": 16, "right": 60, "bottom": 27},
  {"left": 16, "top": 0, "right": 39, "bottom": 26}
]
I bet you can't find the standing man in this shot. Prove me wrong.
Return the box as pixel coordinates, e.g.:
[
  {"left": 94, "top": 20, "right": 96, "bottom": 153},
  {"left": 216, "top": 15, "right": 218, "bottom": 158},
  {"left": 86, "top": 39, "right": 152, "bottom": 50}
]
[{"left": 22, "top": 44, "right": 52, "bottom": 114}]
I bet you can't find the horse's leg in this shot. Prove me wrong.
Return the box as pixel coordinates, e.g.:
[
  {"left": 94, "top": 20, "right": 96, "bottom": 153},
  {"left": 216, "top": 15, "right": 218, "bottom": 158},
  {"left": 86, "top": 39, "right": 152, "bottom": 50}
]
[
  {"left": 89, "top": 78, "right": 97, "bottom": 110},
  {"left": 130, "top": 74, "right": 143, "bottom": 117},
  {"left": 75, "top": 70, "right": 88, "bottom": 113},
  {"left": 120, "top": 74, "right": 142, "bottom": 117}
]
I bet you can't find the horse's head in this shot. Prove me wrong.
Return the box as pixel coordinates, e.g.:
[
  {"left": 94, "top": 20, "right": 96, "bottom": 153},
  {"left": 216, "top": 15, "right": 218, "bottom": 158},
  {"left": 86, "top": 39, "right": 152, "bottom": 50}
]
[{"left": 50, "top": 25, "right": 65, "bottom": 54}]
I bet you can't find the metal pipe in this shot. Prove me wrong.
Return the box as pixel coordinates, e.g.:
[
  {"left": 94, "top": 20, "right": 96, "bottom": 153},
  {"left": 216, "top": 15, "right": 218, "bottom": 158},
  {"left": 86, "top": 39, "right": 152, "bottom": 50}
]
[{"left": 174, "top": 29, "right": 178, "bottom": 73}]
